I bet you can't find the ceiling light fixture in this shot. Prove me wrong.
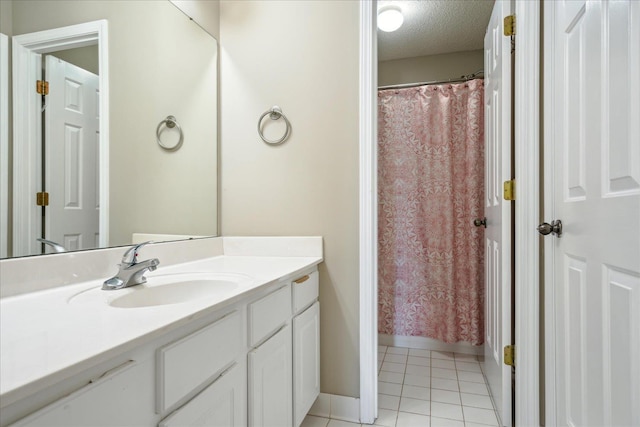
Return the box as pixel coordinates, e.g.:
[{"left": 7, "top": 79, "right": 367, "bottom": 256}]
[{"left": 378, "top": 5, "right": 404, "bottom": 32}]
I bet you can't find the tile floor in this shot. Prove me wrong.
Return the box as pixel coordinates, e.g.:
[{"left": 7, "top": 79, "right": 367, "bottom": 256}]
[{"left": 301, "top": 345, "right": 500, "bottom": 427}]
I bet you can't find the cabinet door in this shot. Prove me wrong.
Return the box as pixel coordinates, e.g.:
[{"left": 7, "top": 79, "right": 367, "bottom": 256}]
[
  {"left": 159, "top": 363, "right": 246, "bottom": 427},
  {"left": 12, "top": 361, "right": 154, "bottom": 427},
  {"left": 248, "top": 323, "right": 292, "bottom": 427},
  {"left": 293, "top": 301, "right": 320, "bottom": 427}
]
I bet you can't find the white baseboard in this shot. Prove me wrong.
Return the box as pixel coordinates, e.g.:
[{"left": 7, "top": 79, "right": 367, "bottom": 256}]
[
  {"left": 378, "top": 334, "right": 483, "bottom": 356},
  {"left": 308, "top": 393, "right": 361, "bottom": 423}
]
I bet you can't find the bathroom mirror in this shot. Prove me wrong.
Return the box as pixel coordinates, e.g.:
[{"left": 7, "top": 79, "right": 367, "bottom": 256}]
[{"left": 0, "top": 0, "right": 218, "bottom": 259}]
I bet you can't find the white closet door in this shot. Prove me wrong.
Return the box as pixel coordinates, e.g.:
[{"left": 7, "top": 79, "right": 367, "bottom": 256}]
[{"left": 545, "top": 0, "right": 640, "bottom": 425}]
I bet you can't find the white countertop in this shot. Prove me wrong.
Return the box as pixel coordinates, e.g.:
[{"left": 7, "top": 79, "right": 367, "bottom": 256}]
[{"left": 0, "top": 253, "right": 322, "bottom": 406}]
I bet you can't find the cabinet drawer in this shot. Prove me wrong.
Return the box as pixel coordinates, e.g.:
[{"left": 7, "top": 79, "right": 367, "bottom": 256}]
[
  {"left": 157, "top": 310, "right": 243, "bottom": 413},
  {"left": 292, "top": 270, "right": 319, "bottom": 314},
  {"left": 248, "top": 284, "right": 291, "bottom": 347}
]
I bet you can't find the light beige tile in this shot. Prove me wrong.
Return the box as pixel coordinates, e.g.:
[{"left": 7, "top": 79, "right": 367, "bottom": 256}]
[
  {"left": 379, "top": 345, "right": 388, "bottom": 352},
  {"left": 379, "top": 381, "right": 402, "bottom": 396},
  {"left": 405, "top": 364, "right": 430, "bottom": 376},
  {"left": 379, "top": 393, "right": 401, "bottom": 410},
  {"left": 431, "top": 378, "right": 459, "bottom": 392},
  {"left": 373, "top": 409, "right": 398, "bottom": 427},
  {"left": 403, "top": 373, "right": 430, "bottom": 387},
  {"left": 408, "top": 348, "right": 431, "bottom": 358},
  {"left": 327, "top": 420, "right": 362, "bottom": 427},
  {"left": 432, "top": 351, "right": 455, "bottom": 360},
  {"left": 431, "top": 367, "right": 458, "bottom": 380},
  {"left": 430, "top": 402, "right": 464, "bottom": 421},
  {"left": 463, "top": 406, "right": 499, "bottom": 426},
  {"left": 401, "top": 384, "right": 430, "bottom": 400},
  {"left": 379, "top": 371, "right": 404, "bottom": 384},
  {"left": 432, "top": 359, "right": 456, "bottom": 370},
  {"left": 430, "top": 417, "right": 465, "bottom": 427},
  {"left": 455, "top": 360, "right": 482, "bottom": 372},
  {"left": 457, "top": 371, "right": 485, "bottom": 383},
  {"left": 385, "top": 353, "right": 408, "bottom": 364},
  {"left": 396, "top": 411, "right": 430, "bottom": 427},
  {"left": 453, "top": 353, "right": 478, "bottom": 361},
  {"left": 461, "top": 392, "right": 494, "bottom": 409},
  {"left": 431, "top": 388, "right": 462, "bottom": 405},
  {"left": 399, "top": 397, "right": 430, "bottom": 415},
  {"left": 407, "top": 355, "right": 430, "bottom": 366},
  {"left": 382, "top": 361, "right": 406, "bottom": 373},
  {"left": 387, "top": 346, "right": 409, "bottom": 355},
  {"left": 458, "top": 380, "right": 489, "bottom": 395},
  {"left": 466, "top": 423, "right": 499, "bottom": 427},
  {"left": 301, "top": 415, "right": 330, "bottom": 427}
]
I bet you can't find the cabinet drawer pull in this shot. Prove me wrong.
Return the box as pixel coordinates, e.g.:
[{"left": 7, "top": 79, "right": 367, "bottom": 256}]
[{"left": 294, "top": 275, "right": 310, "bottom": 284}]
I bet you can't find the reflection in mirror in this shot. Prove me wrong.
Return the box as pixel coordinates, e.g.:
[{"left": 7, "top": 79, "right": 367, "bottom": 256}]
[{"left": 0, "top": 0, "right": 218, "bottom": 259}]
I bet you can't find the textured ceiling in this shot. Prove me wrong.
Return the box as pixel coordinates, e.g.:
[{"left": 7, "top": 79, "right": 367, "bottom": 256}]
[{"left": 378, "top": 0, "right": 495, "bottom": 61}]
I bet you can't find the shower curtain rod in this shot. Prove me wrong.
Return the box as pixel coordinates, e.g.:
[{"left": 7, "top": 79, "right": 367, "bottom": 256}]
[{"left": 378, "top": 70, "right": 484, "bottom": 90}]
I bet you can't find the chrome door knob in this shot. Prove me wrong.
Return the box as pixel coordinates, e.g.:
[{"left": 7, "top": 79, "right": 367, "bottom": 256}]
[
  {"left": 473, "top": 217, "right": 487, "bottom": 228},
  {"left": 537, "top": 219, "right": 562, "bottom": 237}
]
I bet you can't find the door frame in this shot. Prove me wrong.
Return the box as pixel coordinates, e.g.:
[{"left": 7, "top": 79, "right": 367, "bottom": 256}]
[
  {"left": 1, "top": 33, "right": 8, "bottom": 258},
  {"left": 357, "top": 1, "right": 541, "bottom": 425},
  {"left": 12, "top": 20, "right": 109, "bottom": 256}
]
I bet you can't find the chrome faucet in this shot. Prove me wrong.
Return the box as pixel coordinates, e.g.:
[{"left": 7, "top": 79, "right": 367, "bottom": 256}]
[
  {"left": 37, "top": 238, "right": 66, "bottom": 253},
  {"left": 102, "top": 242, "right": 160, "bottom": 290}
]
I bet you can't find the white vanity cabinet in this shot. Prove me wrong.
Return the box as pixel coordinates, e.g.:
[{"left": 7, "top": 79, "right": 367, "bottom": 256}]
[
  {"left": 248, "top": 324, "right": 293, "bottom": 427},
  {"left": 10, "top": 360, "right": 155, "bottom": 426},
  {"left": 156, "top": 310, "right": 244, "bottom": 413},
  {"left": 247, "top": 283, "right": 293, "bottom": 427},
  {"left": 159, "top": 362, "right": 246, "bottom": 427},
  {"left": 291, "top": 271, "right": 321, "bottom": 427},
  {"left": 5, "top": 266, "right": 321, "bottom": 427}
]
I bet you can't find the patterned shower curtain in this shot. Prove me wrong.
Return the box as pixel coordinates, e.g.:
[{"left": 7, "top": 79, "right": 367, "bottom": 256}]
[{"left": 377, "top": 79, "right": 485, "bottom": 345}]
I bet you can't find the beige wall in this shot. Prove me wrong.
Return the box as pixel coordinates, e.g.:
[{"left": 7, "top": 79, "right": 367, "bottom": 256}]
[
  {"left": 9, "top": 0, "right": 218, "bottom": 248},
  {"left": 51, "top": 45, "right": 99, "bottom": 75},
  {"left": 220, "top": 0, "right": 360, "bottom": 398},
  {"left": 378, "top": 49, "right": 484, "bottom": 87},
  {"left": 0, "top": 0, "right": 12, "bottom": 35},
  {"left": 170, "top": 0, "right": 219, "bottom": 39}
]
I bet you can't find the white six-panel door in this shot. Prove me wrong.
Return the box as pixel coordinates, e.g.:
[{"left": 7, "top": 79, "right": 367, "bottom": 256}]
[
  {"left": 45, "top": 55, "right": 100, "bottom": 251},
  {"left": 483, "top": 1, "right": 513, "bottom": 426},
  {"left": 545, "top": 0, "right": 640, "bottom": 425}
]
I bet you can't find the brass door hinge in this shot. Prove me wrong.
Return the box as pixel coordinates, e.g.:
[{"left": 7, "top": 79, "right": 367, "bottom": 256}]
[
  {"left": 504, "top": 345, "right": 515, "bottom": 366},
  {"left": 36, "top": 80, "right": 49, "bottom": 95},
  {"left": 503, "top": 180, "right": 515, "bottom": 201},
  {"left": 504, "top": 14, "right": 516, "bottom": 36},
  {"left": 36, "top": 191, "right": 49, "bottom": 206}
]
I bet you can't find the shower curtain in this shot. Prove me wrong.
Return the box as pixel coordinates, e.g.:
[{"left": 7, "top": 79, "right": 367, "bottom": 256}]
[{"left": 377, "top": 79, "right": 485, "bottom": 345}]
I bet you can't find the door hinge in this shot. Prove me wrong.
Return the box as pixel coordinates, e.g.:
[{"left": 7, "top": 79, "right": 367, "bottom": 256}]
[
  {"left": 36, "top": 191, "right": 49, "bottom": 206},
  {"left": 36, "top": 80, "right": 49, "bottom": 95},
  {"left": 504, "top": 14, "right": 516, "bottom": 36},
  {"left": 503, "top": 180, "right": 515, "bottom": 201},
  {"left": 504, "top": 345, "right": 515, "bottom": 366}
]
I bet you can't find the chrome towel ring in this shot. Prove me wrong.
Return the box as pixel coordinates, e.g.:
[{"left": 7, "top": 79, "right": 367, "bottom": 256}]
[
  {"left": 258, "top": 106, "right": 291, "bottom": 145},
  {"left": 156, "top": 115, "right": 184, "bottom": 151}
]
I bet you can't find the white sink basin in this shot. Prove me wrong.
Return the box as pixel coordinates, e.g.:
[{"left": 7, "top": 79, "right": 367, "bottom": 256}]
[{"left": 69, "top": 272, "right": 254, "bottom": 308}]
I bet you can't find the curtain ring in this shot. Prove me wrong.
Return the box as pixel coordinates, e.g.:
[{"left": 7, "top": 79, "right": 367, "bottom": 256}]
[
  {"left": 257, "top": 106, "right": 291, "bottom": 145},
  {"left": 156, "top": 115, "right": 184, "bottom": 151}
]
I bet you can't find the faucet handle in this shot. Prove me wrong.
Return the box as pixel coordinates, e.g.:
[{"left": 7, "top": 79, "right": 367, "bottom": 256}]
[{"left": 122, "top": 241, "right": 153, "bottom": 265}]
